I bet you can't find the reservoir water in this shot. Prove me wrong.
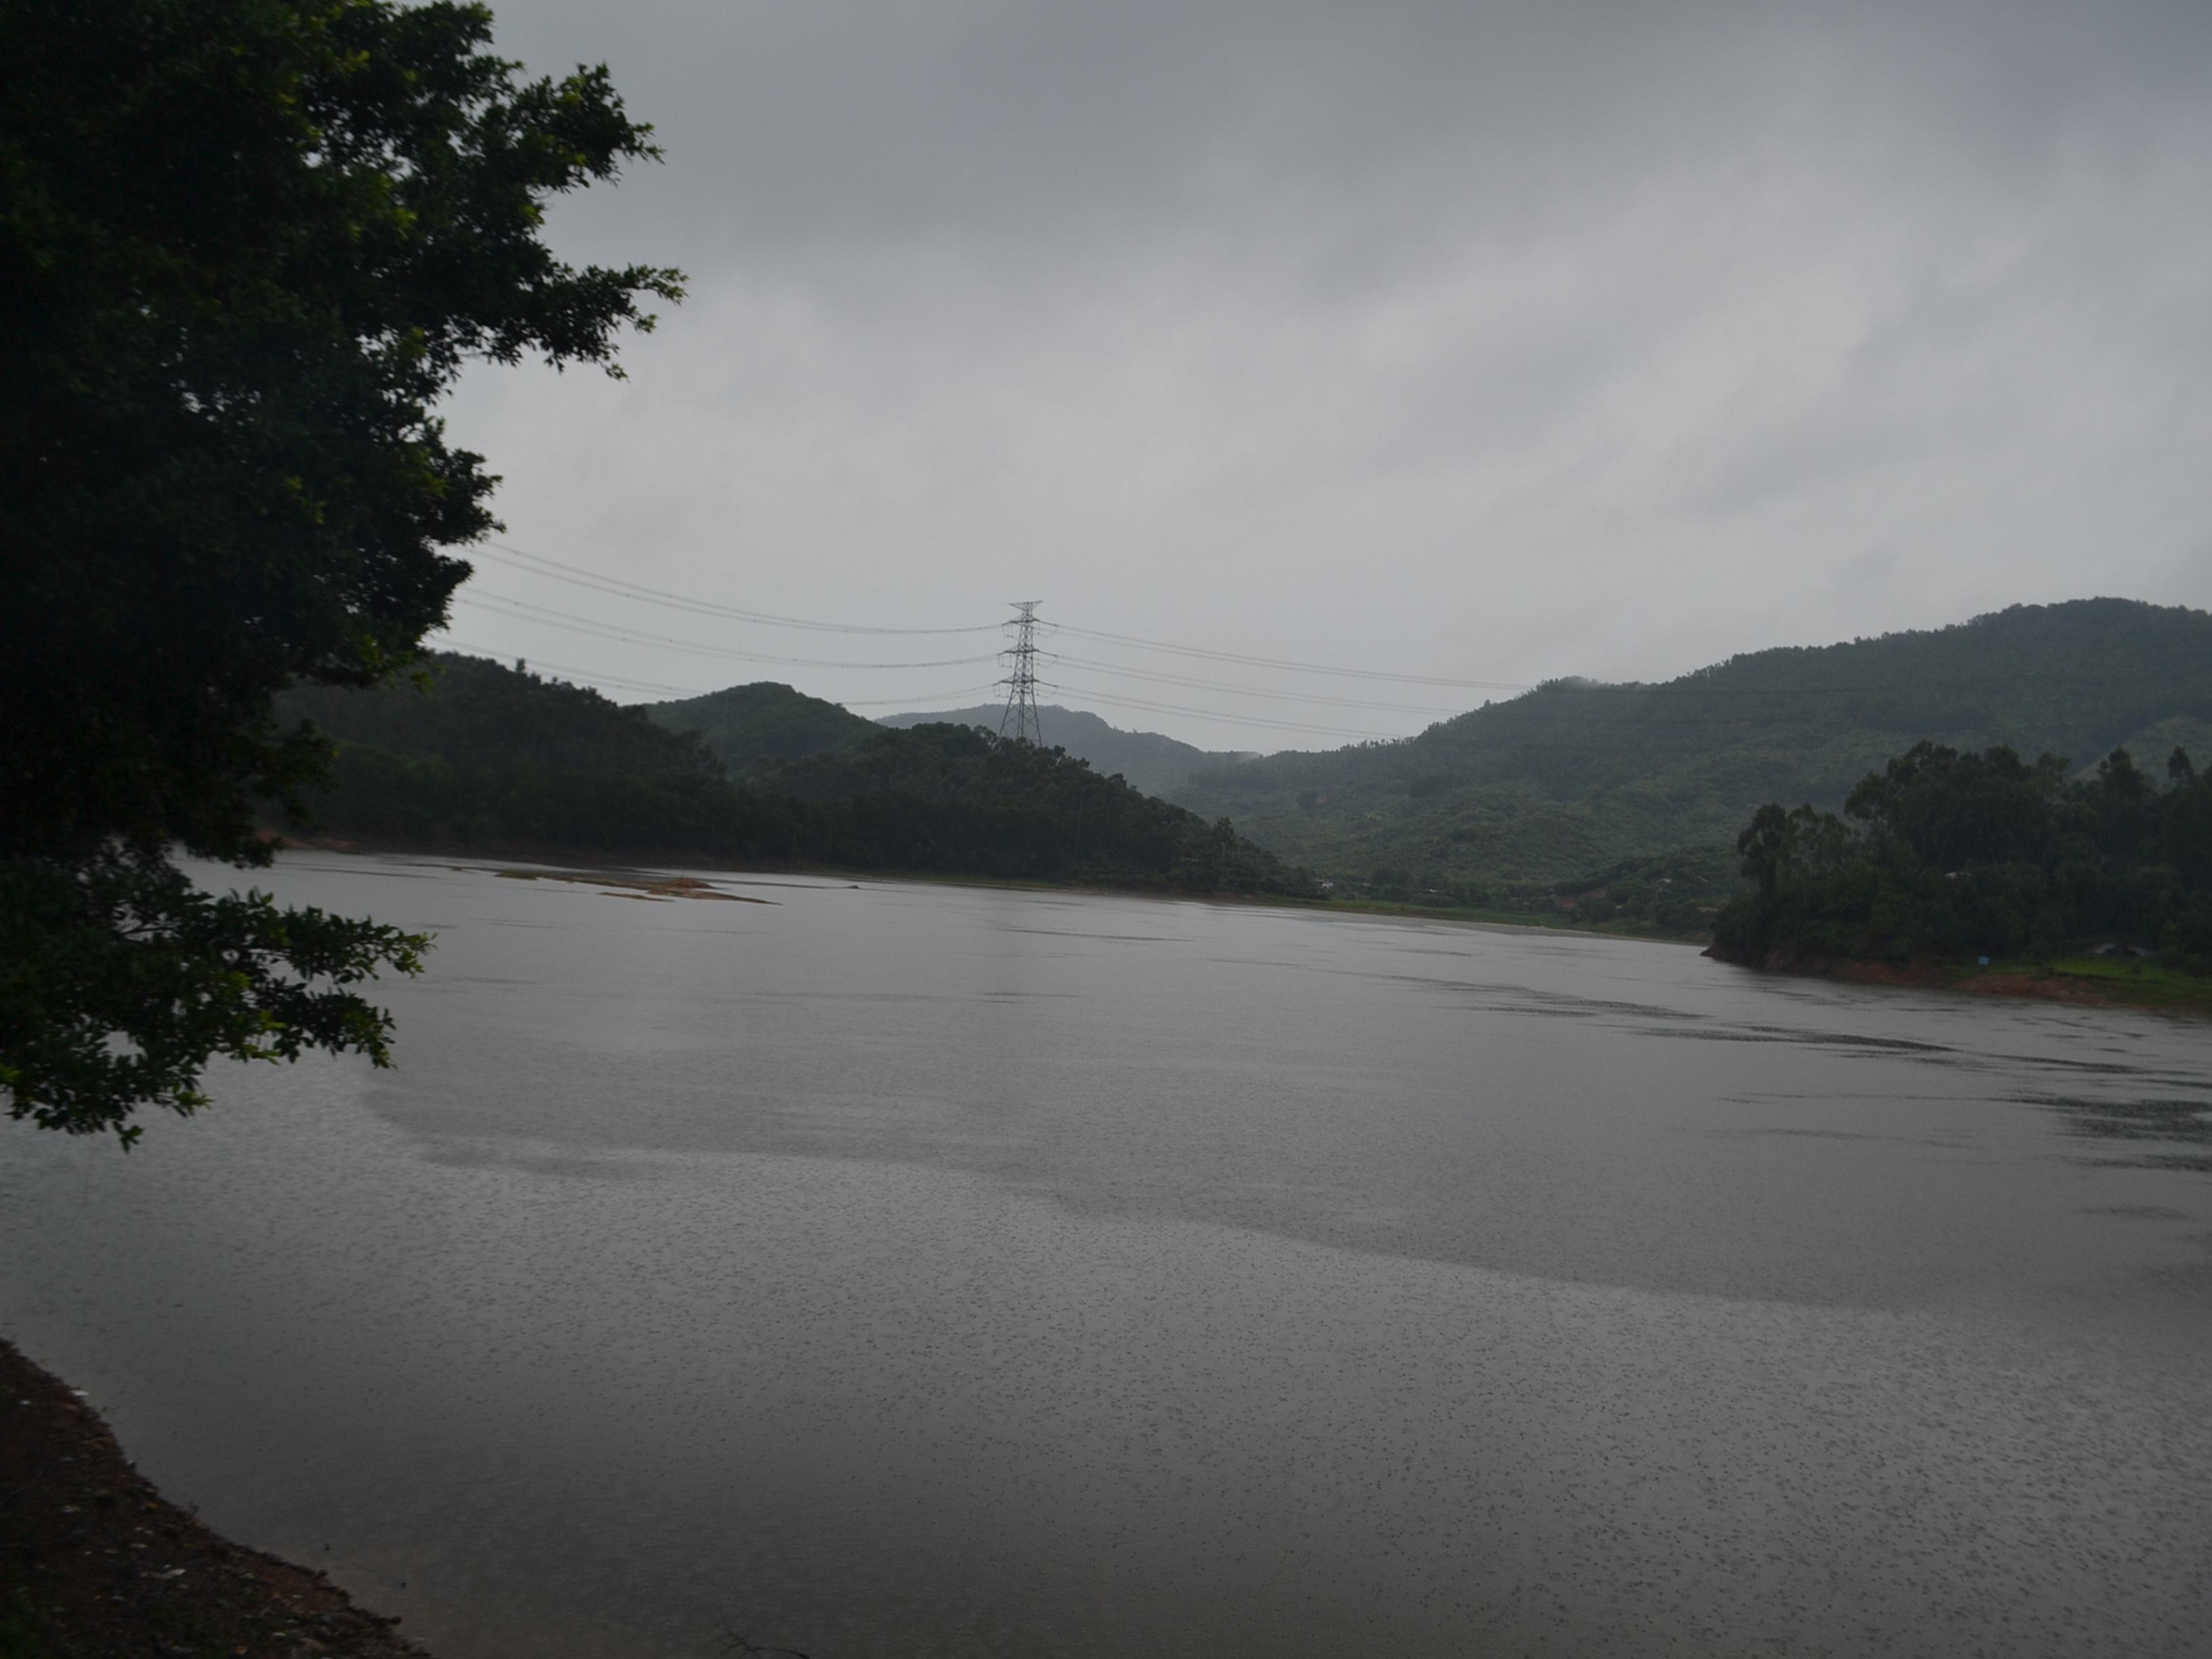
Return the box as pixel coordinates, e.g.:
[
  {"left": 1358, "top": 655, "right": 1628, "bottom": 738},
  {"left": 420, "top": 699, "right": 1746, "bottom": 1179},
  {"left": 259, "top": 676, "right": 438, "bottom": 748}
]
[{"left": 3, "top": 852, "right": 2209, "bottom": 1657}]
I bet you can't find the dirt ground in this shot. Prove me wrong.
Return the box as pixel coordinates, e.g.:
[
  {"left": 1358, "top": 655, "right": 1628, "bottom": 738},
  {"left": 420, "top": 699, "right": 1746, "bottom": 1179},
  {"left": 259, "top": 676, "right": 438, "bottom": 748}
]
[{"left": 0, "top": 1340, "right": 430, "bottom": 1659}]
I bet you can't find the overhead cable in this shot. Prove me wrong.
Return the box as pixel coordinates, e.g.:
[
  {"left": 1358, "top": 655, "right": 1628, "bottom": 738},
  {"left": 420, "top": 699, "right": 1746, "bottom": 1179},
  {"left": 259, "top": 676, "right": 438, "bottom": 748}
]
[
  {"left": 428, "top": 637, "right": 998, "bottom": 712},
  {"left": 427, "top": 639, "right": 710, "bottom": 698},
  {"left": 1049, "top": 623, "right": 1526, "bottom": 691},
  {"left": 466, "top": 583, "right": 1467, "bottom": 717},
  {"left": 1040, "top": 680, "right": 1406, "bottom": 741},
  {"left": 475, "top": 543, "right": 1000, "bottom": 636},
  {"left": 1042, "top": 652, "right": 1461, "bottom": 716},
  {"left": 839, "top": 683, "right": 1004, "bottom": 708},
  {"left": 452, "top": 591, "right": 1000, "bottom": 671}
]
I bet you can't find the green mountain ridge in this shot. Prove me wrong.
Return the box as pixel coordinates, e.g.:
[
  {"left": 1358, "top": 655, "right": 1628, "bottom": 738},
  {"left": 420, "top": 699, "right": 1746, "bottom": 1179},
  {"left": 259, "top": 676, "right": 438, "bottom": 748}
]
[
  {"left": 876, "top": 703, "right": 1246, "bottom": 798},
  {"left": 276, "top": 657, "right": 1311, "bottom": 897},
  {"left": 636, "top": 687, "right": 1248, "bottom": 800},
  {"left": 1168, "top": 598, "right": 2212, "bottom": 889},
  {"left": 643, "top": 680, "right": 878, "bottom": 773},
  {"left": 284, "top": 654, "right": 720, "bottom": 779}
]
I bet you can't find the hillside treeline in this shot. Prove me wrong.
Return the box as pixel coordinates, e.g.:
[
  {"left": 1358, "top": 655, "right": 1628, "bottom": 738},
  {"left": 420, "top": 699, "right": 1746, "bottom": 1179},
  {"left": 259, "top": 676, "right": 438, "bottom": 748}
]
[
  {"left": 282, "top": 657, "right": 1315, "bottom": 897},
  {"left": 1712, "top": 741, "right": 2212, "bottom": 968},
  {"left": 1174, "top": 600, "right": 2212, "bottom": 888},
  {"left": 644, "top": 680, "right": 878, "bottom": 772}
]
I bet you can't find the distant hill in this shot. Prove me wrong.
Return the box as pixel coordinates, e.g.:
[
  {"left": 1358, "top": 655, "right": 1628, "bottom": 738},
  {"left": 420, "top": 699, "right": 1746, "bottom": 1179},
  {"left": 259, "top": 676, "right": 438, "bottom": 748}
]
[
  {"left": 281, "top": 653, "right": 720, "bottom": 778},
  {"left": 644, "top": 681, "right": 876, "bottom": 773},
  {"left": 877, "top": 703, "right": 1243, "bottom": 797},
  {"left": 759, "top": 723, "right": 1315, "bottom": 896},
  {"left": 1170, "top": 600, "right": 2212, "bottom": 888},
  {"left": 277, "top": 656, "right": 1309, "bottom": 895}
]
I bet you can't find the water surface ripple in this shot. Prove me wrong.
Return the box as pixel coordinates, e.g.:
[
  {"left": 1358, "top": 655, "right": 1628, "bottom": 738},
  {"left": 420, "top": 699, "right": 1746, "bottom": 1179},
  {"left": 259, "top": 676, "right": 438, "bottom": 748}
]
[{"left": 3, "top": 855, "right": 2209, "bottom": 1657}]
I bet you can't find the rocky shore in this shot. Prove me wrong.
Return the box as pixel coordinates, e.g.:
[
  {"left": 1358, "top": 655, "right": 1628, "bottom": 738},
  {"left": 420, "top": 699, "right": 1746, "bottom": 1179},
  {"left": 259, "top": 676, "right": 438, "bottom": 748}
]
[{"left": 1, "top": 1340, "right": 430, "bottom": 1659}]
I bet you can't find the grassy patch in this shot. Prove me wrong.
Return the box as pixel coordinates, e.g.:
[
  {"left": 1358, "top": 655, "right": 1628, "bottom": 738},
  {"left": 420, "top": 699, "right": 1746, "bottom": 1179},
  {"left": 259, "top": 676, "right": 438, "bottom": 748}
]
[{"left": 2035, "top": 958, "right": 2212, "bottom": 1014}]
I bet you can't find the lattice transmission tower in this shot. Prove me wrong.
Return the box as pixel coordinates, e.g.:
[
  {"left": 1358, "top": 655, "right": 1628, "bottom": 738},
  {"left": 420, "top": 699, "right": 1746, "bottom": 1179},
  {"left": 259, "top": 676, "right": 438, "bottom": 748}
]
[{"left": 996, "top": 600, "right": 1045, "bottom": 745}]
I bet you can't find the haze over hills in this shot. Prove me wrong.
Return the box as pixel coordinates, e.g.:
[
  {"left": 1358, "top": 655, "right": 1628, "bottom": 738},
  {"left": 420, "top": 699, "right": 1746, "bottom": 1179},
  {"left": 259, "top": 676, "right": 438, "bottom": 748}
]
[
  {"left": 636, "top": 687, "right": 1250, "bottom": 799},
  {"left": 287, "top": 598, "right": 2212, "bottom": 928},
  {"left": 876, "top": 703, "right": 1247, "bottom": 798},
  {"left": 1170, "top": 599, "right": 2212, "bottom": 890},
  {"left": 276, "top": 656, "right": 1310, "bottom": 896}
]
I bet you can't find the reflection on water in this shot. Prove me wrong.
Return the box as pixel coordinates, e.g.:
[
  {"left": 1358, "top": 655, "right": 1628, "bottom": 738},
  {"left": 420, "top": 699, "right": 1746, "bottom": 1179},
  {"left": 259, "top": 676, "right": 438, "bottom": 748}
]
[
  {"left": 2032, "top": 1093, "right": 2212, "bottom": 1172},
  {"left": 3, "top": 853, "right": 2209, "bottom": 1659}
]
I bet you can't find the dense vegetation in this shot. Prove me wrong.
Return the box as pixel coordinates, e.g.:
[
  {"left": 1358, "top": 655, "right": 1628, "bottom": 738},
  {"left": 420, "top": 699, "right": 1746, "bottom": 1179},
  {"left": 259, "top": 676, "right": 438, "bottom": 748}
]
[
  {"left": 1170, "top": 601, "right": 2212, "bottom": 893},
  {"left": 288, "top": 656, "right": 721, "bottom": 778},
  {"left": 2, "top": 0, "right": 677, "bottom": 1141},
  {"left": 1361, "top": 846, "right": 1741, "bottom": 937},
  {"left": 645, "top": 681, "right": 878, "bottom": 773},
  {"left": 290, "top": 657, "right": 1316, "bottom": 897},
  {"left": 763, "top": 723, "right": 1309, "bottom": 894},
  {"left": 1712, "top": 741, "right": 2212, "bottom": 969},
  {"left": 878, "top": 703, "right": 1242, "bottom": 798}
]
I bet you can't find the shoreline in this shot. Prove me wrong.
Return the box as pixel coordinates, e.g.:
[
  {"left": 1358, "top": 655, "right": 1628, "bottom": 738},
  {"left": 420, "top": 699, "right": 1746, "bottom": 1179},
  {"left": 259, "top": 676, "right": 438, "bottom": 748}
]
[
  {"left": 1, "top": 1339, "right": 429, "bottom": 1658},
  {"left": 273, "top": 832, "right": 1707, "bottom": 943},
  {"left": 275, "top": 839, "right": 2207, "bottom": 1013},
  {"left": 1704, "top": 943, "right": 2212, "bottom": 1018}
]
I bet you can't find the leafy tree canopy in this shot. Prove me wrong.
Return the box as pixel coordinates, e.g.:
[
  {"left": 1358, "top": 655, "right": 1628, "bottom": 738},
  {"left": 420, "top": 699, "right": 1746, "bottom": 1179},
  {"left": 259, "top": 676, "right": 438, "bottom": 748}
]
[
  {"left": 644, "top": 681, "right": 879, "bottom": 773},
  {"left": 1713, "top": 741, "right": 2212, "bottom": 968},
  {"left": 1, "top": 0, "right": 680, "bottom": 1141},
  {"left": 285, "top": 653, "right": 722, "bottom": 779}
]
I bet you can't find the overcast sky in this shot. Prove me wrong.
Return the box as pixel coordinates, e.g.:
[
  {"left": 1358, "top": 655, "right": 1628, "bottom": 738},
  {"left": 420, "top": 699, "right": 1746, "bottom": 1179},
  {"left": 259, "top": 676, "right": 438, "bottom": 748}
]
[{"left": 436, "top": 0, "right": 2212, "bottom": 750}]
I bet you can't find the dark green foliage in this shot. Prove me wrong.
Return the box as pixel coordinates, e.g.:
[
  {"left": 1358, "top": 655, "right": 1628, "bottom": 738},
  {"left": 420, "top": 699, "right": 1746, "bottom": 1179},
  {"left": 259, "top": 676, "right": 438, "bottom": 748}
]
[
  {"left": 1, "top": 0, "right": 678, "bottom": 1139},
  {"left": 878, "top": 704, "right": 1241, "bottom": 798},
  {"left": 291, "top": 658, "right": 792, "bottom": 857},
  {"left": 309, "top": 741, "right": 809, "bottom": 863},
  {"left": 298, "top": 662, "right": 1317, "bottom": 895},
  {"left": 1346, "top": 845, "right": 1738, "bottom": 937},
  {"left": 646, "top": 682, "right": 879, "bottom": 773},
  {"left": 1171, "top": 600, "right": 2212, "bottom": 890},
  {"left": 285, "top": 653, "right": 721, "bottom": 777},
  {"left": 0, "top": 848, "right": 427, "bottom": 1147},
  {"left": 1711, "top": 741, "right": 2212, "bottom": 967},
  {"left": 768, "top": 724, "right": 1312, "bottom": 894}
]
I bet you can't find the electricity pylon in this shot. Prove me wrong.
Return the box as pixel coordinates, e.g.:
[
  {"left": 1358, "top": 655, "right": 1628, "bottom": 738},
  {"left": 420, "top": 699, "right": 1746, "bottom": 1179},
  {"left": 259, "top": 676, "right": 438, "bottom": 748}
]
[{"left": 996, "top": 600, "right": 1044, "bottom": 745}]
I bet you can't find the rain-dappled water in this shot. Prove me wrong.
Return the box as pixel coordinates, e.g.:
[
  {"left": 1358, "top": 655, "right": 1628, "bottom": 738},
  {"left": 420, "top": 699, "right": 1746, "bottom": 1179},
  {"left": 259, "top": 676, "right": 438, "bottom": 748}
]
[{"left": 3, "top": 852, "right": 2210, "bottom": 1657}]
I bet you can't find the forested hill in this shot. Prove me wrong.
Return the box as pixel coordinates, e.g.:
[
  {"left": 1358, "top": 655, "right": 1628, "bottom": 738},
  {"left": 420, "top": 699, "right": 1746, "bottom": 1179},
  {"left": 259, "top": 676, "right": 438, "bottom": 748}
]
[
  {"left": 760, "top": 724, "right": 1311, "bottom": 895},
  {"left": 643, "top": 681, "right": 877, "bottom": 773},
  {"left": 281, "top": 653, "right": 720, "bottom": 777},
  {"left": 877, "top": 704, "right": 1243, "bottom": 798},
  {"left": 636, "top": 688, "right": 1247, "bottom": 798},
  {"left": 279, "top": 656, "right": 1313, "bottom": 896},
  {"left": 1168, "top": 600, "right": 2212, "bottom": 888}
]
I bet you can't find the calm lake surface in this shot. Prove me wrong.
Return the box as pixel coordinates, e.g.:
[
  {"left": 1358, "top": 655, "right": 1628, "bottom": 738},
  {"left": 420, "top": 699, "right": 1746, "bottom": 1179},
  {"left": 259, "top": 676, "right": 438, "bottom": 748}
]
[{"left": 5, "top": 853, "right": 2211, "bottom": 1657}]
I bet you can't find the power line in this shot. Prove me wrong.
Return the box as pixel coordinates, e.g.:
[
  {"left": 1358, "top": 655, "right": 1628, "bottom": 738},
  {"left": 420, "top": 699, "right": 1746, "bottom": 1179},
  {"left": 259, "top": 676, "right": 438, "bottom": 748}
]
[
  {"left": 429, "top": 638, "right": 1002, "bottom": 712},
  {"left": 1048, "top": 621, "right": 1527, "bottom": 691},
  {"left": 429, "top": 640, "right": 711, "bottom": 697},
  {"left": 844, "top": 682, "right": 1005, "bottom": 708},
  {"left": 468, "top": 541, "right": 2133, "bottom": 705},
  {"left": 451, "top": 591, "right": 1000, "bottom": 671},
  {"left": 1042, "top": 651, "right": 1462, "bottom": 716},
  {"left": 461, "top": 582, "right": 1469, "bottom": 718},
  {"left": 997, "top": 601, "right": 1046, "bottom": 744},
  {"left": 1040, "top": 680, "right": 1406, "bottom": 741},
  {"left": 477, "top": 540, "right": 1523, "bottom": 687},
  {"left": 474, "top": 543, "right": 1000, "bottom": 636}
]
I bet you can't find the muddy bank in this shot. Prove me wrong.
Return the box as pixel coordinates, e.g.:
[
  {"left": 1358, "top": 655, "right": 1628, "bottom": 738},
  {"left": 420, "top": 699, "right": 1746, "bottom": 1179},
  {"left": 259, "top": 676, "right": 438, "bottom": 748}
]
[
  {"left": 1701, "top": 941, "right": 2212, "bottom": 1012},
  {"left": 1, "top": 1340, "right": 430, "bottom": 1659},
  {"left": 1706, "top": 943, "right": 2099, "bottom": 1000}
]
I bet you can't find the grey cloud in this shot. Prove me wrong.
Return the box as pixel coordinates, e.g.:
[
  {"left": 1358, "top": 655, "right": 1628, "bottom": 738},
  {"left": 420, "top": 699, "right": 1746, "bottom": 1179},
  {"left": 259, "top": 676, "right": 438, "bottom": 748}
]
[{"left": 443, "top": 0, "right": 2212, "bottom": 747}]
